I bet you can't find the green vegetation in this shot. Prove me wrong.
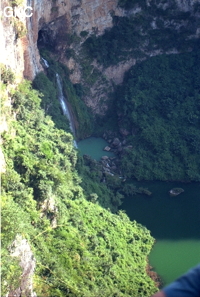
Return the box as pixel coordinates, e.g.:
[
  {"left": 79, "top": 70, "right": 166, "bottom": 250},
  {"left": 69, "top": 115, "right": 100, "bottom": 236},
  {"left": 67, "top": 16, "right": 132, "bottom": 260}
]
[
  {"left": 80, "top": 30, "right": 89, "bottom": 38},
  {"left": 13, "top": 19, "right": 27, "bottom": 39},
  {"left": 33, "top": 72, "right": 71, "bottom": 132},
  {"left": 0, "top": 64, "right": 15, "bottom": 85},
  {"left": 9, "top": 0, "right": 24, "bottom": 5},
  {"left": 76, "top": 156, "right": 125, "bottom": 212},
  {"left": 83, "top": 2, "right": 197, "bottom": 67},
  {"left": 116, "top": 50, "right": 200, "bottom": 181},
  {"left": 1, "top": 70, "right": 158, "bottom": 296},
  {"left": 33, "top": 53, "right": 93, "bottom": 138},
  {"left": 118, "top": 0, "right": 146, "bottom": 9},
  {"left": 63, "top": 78, "right": 93, "bottom": 139}
]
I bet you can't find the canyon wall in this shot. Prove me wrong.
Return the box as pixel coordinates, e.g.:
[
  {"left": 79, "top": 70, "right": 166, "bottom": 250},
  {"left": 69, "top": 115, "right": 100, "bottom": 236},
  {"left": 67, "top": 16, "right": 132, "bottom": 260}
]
[
  {"left": 0, "top": 0, "right": 124, "bottom": 79},
  {"left": 1, "top": 0, "right": 200, "bottom": 110}
]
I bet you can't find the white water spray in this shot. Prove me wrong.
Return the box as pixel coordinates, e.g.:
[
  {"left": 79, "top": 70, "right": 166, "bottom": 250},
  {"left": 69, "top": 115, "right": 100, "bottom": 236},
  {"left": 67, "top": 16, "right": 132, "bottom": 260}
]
[
  {"left": 56, "top": 73, "right": 78, "bottom": 148},
  {"left": 42, "top": 58, "right": 49, "bottom": 68}
]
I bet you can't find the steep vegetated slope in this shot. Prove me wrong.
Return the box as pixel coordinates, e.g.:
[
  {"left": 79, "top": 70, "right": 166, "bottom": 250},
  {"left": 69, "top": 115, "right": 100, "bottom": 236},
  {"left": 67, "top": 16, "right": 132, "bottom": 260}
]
[
  {"left": 75, "top": 0, "right": 200, "bottom": 182},
  {"left": 114, "top": 49, "right": 200, "bottom": 181},
  {"left": 34, "top": 0, "right": 200, "bottom": 181},
  {"left": 1, "top": 68, "right": 158, "bottom": 296},
  {"left": 68, "top": 0, "right": 200, "bottom": 114},
  {"left": 1, "top": 0, "right": 200, "bottom": 295}
]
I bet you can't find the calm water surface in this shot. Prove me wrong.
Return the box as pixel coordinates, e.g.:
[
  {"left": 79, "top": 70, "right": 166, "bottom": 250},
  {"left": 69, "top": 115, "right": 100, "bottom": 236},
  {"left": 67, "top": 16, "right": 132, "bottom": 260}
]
[
  {"left": 149, "top": 240, "right": 200, "bottom": 285},
  {"left": 78, "top": 137, "right": 200, "bottom": 285},
  {"left": 120, "top": 181, "right": 200, "bottom": 285},
  {"left": 78, "top": 137, "right": 115, "bottom": 161}
]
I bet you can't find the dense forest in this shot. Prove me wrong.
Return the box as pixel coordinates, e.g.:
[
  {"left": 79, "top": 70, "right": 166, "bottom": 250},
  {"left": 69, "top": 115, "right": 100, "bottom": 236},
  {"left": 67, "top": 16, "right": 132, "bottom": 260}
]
[
  {"left": 2, "top": 0, "right": 200, "bottom": 294},
  {"left": 78, "top": 0, "right": 200, "bottom": 182},
  {"left": 115, "top": 50, "right": 200, "bottom": 181},
  {"left": 33, "top": 55, "right": 93, "bottom": 139},
  {"left": 79, "top": 53, "right": 200, "bottom": 182},
  {"left": 1, "top": 65, "right": 158, "bottom": 296},
  {"left": 83, "top": 2, "right": 198, "bottom": 67},
  {"left": 81, "top": 13, "right": 200, "bottom": 181}
]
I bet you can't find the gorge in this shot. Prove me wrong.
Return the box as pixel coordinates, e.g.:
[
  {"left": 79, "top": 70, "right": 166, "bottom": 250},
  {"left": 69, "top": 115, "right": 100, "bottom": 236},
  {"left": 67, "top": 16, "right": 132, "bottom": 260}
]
[{"left": 1, "top": 0, "right": 200, "bottom": 296}]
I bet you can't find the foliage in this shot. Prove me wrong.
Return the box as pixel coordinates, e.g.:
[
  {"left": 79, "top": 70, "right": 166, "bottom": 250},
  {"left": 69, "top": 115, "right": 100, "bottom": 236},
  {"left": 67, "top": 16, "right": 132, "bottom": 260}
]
[
  {"left": 0, "top": 64, "right": 15, "bottom": 85},
  {"left": 62, "top": 78, "right": 93, "bottom": 139},
  {"left": 34, "top": 199, "right": 157, "bottom": 297},
  {"left": 9, "top": 0, "right": 24, "bottom": 5},
  {"left": 76, "top": 156, "right": 124, "bottom": 212},
  {"left": 82, "top": 3, "right": 198, "bottom": 67},
  {"left": 1, "top": 79, "right": 158, "bottom": 296},
  {"left": 118, "top": 0, "right": 146, "bottom": 9},
  {"left": 116, "top": 50, "right": 200, "bottom": 181},
  {"left": 33, "top": 72, "right": 71, "bottom": 132},
  {"left": 33, "top": 55, "right": 93, "bottom": 138},
  {"left": 13, "top": 19, "right": 27, "bottom": 39},
  {"left": 80, "top": 30, "right": 89, "bottom": 38}
]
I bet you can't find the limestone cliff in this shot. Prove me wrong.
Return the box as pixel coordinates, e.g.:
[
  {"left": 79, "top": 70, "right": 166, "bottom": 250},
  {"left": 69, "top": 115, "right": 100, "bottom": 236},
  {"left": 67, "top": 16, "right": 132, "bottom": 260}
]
[
  {"left": 0, "top": 0, "right": 123, "bottom": 79},
  {"left": 7, "top": 235, "right": 37, "bottom": 297},
  {"left": 66, "top": 0, "right": 200, "bottom": 115},
  {"left": 1, "top": 0, "right": 200, "bottom": 111},
  {"left": 33, "top": 0, "right": 200, "bottom": 114}
]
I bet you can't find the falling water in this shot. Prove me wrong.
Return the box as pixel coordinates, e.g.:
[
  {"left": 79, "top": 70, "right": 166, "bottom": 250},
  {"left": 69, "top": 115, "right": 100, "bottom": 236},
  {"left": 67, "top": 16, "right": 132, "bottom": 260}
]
[
  {"left": 56, "top": 74, "right": 78, "bottom": 148},
  {"left": 42, "top": 58, "right": 49, "bottom": 68}
]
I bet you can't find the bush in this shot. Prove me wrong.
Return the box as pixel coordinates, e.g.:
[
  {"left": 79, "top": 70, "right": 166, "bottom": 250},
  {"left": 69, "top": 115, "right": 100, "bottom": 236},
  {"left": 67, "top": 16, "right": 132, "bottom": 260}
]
[
  {"left": 0, "top": 64, "right": 15, "bottom": 85},
  {"left": 116, "top": 50, "right": 200, "bottom": 181},
  {"left": 1, "top": 78, "right": 158, "bottom": 297}
]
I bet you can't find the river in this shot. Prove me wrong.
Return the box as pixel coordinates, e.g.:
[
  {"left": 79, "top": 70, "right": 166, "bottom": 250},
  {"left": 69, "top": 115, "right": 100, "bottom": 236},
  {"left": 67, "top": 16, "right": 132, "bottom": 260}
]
[
  {"left": 78, "top": 137, "right": 200, "bottom": 286},
  {"left": 119, "top": 180, "right": 200, "bottom": 285}
]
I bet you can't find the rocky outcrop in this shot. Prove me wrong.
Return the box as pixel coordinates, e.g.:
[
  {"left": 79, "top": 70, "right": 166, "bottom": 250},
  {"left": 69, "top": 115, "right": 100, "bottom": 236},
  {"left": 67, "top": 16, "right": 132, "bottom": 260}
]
[
  {"left": 0, "top": 148, "right": 6, "bottom": 174},
  {"left": 2, "top": 0, "right": 200, "bottom": 114},
  {"left": 65, "top": 0, "right": 200, "bottom": 115},
  {"left": 40, "top": 196, "right": 58, "bottom": 228},
  {"left": 8, "top": 235, "right": 36, "bottom": 297},
  {"left": 68, "top": 0, "right": 124, "bottom": 35},
  {"left": 0, "top": 1, "right": 28, "bottom": 82},
  {"left": 174, "top": 0, "right": 200, "bottom": 11},
  {"left": 2, "top": 0, "right": 200, "bottom": 97},
  {"left": 1, "top": 0, "right": 124, "bottom": 80},
  {"left": 169, "top": 187, "right": 185, "bottom": 196}
]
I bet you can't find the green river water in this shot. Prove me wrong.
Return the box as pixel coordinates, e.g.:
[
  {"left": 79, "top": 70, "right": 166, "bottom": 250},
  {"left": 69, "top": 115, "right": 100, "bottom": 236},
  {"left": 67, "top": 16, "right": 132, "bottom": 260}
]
[
  {"left": 78, "top": 137, "right": 115, "bottom": 160},
  {"left": 120, "top": 180, "right": 200, "bottom": 285},
  {"left": 78, "top": 137, "right": 200, "bottom": 286}
]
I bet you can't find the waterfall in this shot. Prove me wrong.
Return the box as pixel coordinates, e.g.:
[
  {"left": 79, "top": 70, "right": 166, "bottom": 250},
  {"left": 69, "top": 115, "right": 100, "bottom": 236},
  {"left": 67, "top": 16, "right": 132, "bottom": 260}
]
[
  {"left": 42, "top": 58, "right": 49, "bottom": 68},
  {"left": 56, "top": 74, "right": 78, "bottom": 148}
]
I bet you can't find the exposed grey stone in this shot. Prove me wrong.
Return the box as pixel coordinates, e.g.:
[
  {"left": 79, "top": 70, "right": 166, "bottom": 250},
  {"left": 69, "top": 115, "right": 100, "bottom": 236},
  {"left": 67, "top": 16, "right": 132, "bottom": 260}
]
[
  {"left": 101, "top": 155, "right": 109, "bottom": 160},
  {"left": 8, "top": 235, "right": 37, "bottom": 297},
  {"left": 104, "top": 146, "right": 111, "bottom": 151},
  {"left": 112, "top": 138, "right": 121, "bottom": 147}
]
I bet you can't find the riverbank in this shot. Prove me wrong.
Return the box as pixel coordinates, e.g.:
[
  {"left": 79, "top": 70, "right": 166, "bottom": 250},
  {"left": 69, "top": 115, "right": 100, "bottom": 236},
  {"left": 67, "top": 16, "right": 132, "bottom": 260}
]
[{"left": 78, "top": 137, "right": 200, "bottom": 286}]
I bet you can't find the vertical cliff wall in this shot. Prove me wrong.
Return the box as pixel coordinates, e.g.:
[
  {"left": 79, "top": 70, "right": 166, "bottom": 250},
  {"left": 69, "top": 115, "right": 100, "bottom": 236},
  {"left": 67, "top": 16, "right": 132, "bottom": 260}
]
[
  {"left": 2, "top": 0, "right": 200, "bottom": 80},
  {"left": 0, "top": 0, "right": 124, "bottom": 80},
  {"left": 1, "top": 0, "right": 200, "bottom": 108}
]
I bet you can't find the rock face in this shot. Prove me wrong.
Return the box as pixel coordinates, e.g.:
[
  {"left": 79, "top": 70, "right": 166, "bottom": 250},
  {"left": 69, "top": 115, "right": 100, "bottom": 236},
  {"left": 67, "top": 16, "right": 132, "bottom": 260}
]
[
  {"left": 40, "top": 196, "right": 58, "bottom": 228},
  {"left": 0, "top": 148, "right": 6, "bottom": 174},
  {"left": 0, "top": 1, "right": 28, "bottom": 82},
  {"left": 2, "top": 0, "right": 200, "bottom": 92},
  {"left": 63, "top": 0, "right": 200, "bottom": 115},
  {"left": 8, "top": 235, "right": 36, "bottom": 297},
  {"left": 169, "top": 188, "right": 184, "bottom": 196},
  {"left": 175, "top": 0, "right": 199, "bottom": 11},
  {"left": 1, "top": 0, "right": 124, "bottom": 80}
]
